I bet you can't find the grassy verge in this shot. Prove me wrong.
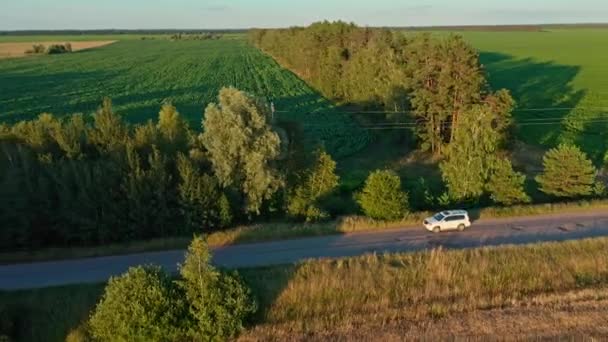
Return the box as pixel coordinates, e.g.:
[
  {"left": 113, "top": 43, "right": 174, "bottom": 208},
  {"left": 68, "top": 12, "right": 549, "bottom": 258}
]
[
  {"left": 3, "top": 198, "right": 608, "bottom": 265},
  {"left": 2, "top": 237, "right": 608, "bottom": 341}
]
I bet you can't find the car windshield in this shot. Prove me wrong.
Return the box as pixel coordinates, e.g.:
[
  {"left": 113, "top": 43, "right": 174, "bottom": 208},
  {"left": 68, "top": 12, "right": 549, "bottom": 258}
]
[{"left": 432, "top": 213, "right": 445, "bottom": 221}]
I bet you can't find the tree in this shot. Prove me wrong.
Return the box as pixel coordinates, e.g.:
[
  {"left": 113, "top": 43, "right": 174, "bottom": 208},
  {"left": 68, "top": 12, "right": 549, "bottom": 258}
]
[
  {"left": 440, "top": 94, "right": 513, "bottom": 202},
  {"left": 178, "top": 236, "right": 256, "bottom": 340},
  {"left": 157, "top": 102, "right": 190, "bottom": 155},
  {"left": 536, "top": 144, "right": 596, "bottom": 198},
  {"left": 201, "top": 87, "right": 283, "bottom": 214},
  {"left": 89, "top": 266, "right": 183, "bottom": 342},
  {"left": 356, "top": 170, "right": 409, "bottom": 220},
  {"left": 486, "top": 158, "right": 530, "bottom": 205},
  {"left": 287, "top": 148, "right": 339, "bottom": 221},
  {"left": 89, "top": 98, "right": 128, "bottom": 155},
  {"left": 177, "top": 154, "right": 232, "bottom": 231},
  {"left": 406, "top": 34, "right": 485, "bottom": 155}
]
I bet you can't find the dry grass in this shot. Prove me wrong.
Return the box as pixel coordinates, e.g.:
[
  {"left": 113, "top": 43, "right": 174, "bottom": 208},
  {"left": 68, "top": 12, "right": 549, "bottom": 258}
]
[
  {"left": 241, "top": 292, "right": 608, "bottom": 340},
  {"left": 238, "top": 238, "right": 608, "bottom": 340},
  {"left": 0, "top": 41, "right": 115, "bottom": 58}
]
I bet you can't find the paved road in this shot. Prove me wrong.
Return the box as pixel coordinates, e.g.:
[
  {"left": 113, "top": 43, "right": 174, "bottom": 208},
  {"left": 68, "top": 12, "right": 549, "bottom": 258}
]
[{"left": 2, "top": 211, "right": 608, "bottom": 290}]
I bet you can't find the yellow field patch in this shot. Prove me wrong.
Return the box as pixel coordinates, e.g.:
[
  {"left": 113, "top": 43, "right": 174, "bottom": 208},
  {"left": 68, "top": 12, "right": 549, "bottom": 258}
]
[{"left": 0, "top": 41, "right": 116, "bottom": 59}]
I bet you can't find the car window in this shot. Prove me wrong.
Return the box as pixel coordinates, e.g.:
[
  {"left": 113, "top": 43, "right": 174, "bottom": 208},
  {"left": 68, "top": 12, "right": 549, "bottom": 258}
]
[
  {"left": 433, "top": 213, "right": 445, "bottom": 221},
  {"left": 444, "top": 215, "right": 465, "bottom": 222}
]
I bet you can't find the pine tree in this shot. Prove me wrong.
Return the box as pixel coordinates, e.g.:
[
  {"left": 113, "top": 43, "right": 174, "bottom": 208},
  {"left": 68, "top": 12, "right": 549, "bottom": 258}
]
[
  {"left": 486, "top": 158, "right": 530, "bottom": 205},
  {"left": 536, "top": 144, "right": 596, "bottom": 198}
]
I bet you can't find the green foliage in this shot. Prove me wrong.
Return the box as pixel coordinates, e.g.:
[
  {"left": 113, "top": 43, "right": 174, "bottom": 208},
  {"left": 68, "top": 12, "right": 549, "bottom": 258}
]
[
  {"left": 89, "top": 266, "right": 182, "bottom": 342},
  {"left": 177, "top": 153, "right": 231, "bottom": 231},
  {"left": 486, "top": 158, "right": 530, "bottom": 205},
  {"left": 201, "top": 87, "right": 284, "bottom": 214},
  {"left": 89, "top": 98, "right": 128, "bottom": 155},
  {"left": 157, "top": 102, "right": 190, "bottom": 155},
  {"left": 178, "top": 236, "right": 256, "bottom": 340},
  {"left": 440, "top": 94, "right": 514, "bottom": 202},
  {"left": 406, "top": 34, "right": 486, "bottom": 155},
  {"left": 536, "top": 144, "right": 596, "bottom": 198},
  {"left": 356, "top": 170, "right": 409, "bottom": 220},
  {"left": 287, "top": 148, "right": 340, "bottom": 221}
]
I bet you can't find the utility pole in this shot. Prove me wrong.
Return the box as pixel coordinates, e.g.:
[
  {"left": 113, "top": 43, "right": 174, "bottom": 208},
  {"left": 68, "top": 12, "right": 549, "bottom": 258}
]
[{"left": 270, "top": 101, "right": 275, "bottom": 122}]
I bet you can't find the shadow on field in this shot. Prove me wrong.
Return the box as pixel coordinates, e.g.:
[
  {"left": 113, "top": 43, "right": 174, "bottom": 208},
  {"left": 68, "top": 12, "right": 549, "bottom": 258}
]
[
  {"left": 238, "top": 264, "right": 301, "bottom": 325},
  {"left": 0, "top": 70, "right": 120, "bottom": 123},
  {"left": 479, "top": 52, "right": 589, "bottom": 152}
]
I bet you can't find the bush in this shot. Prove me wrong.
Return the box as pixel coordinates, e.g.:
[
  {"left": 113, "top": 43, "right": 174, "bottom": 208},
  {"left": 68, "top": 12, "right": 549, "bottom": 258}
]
[
  {"left": 356, "top": 170, "right": 409, "bottom": 220},
  {"left": 536, "top": 144, "right": 596, "bottom": 198},
  {"left": 46, "top": 44, "right": 72, "bottom": 54},
  {"left": 178, "top": 237, "right": 256, "bottom": 340},
  {"left": 25, "top": 44, "right": 46, "bottom": 54},
  {"left": 89, "top": 266, "right": 183, "bottom": 342}
]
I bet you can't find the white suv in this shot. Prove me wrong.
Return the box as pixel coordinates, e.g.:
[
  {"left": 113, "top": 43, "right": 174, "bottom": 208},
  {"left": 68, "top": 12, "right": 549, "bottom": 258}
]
[{"left": 423, "top": 210, "right": 471, "bottom": 233}]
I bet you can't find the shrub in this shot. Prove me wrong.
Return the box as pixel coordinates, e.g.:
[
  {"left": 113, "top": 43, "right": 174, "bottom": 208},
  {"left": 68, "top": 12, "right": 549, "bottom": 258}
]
[
  {"left": 536, "top": 144, "right": 596, "bottom": 198},
  {"left": 89, "top": 266, "right": 183, "bottom": 342},
  {"left": 25, "top": 44, "right": 46, "bottom": 54},
  {"left": 178, "top": 236, "right": 256, "bottom": 340},
  {"left": 356, "top": 170, "right": 409, "bottom": 220},
  {"left": 46, "top": 44, "right": 71, "bottom": 54}
]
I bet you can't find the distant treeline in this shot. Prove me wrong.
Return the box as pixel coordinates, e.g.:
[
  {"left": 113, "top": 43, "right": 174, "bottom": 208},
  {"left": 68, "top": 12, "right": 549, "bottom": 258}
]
[{"left": 0, "top": 29, "right": 247, "bottom": 36}]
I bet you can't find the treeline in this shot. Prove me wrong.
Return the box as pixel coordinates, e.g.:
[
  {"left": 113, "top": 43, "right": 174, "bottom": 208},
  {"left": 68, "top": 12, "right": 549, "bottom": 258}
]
[
  {"left": 250, "top": 21, "right": 510, "bottom": 156},
  {"left": 0, "top": 90, "right": 256, "bottom": 249},
  {"left": 0, "top": 87, "right": 346, "bottom": 249},
  {"left": 170, "top": 33, "right": 222, "bottom": 41}
]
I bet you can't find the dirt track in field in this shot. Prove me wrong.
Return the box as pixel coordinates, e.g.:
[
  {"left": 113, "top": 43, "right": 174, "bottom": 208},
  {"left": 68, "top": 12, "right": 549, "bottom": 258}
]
[{"left": 0, "top": 41, "right": 116, "bottom": 58}]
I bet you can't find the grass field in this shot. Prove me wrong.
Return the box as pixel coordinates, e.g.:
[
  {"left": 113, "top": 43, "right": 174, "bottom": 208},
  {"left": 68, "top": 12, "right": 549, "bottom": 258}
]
[
  {"left": 2, "top": 237, "right": 608, "bottom": 341},
  {"left": 461, "top": 29, "right": 608, "bottom": 161},
  {"left": 0, "top": 38, "right": 370, "bottom": 157}
]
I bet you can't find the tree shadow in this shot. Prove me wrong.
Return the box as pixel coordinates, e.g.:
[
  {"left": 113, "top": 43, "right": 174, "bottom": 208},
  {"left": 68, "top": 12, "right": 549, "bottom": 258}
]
[
  {"left": 479, "top": 52, "right": 604, "bottom": 160},
  {"left": 237, "top": 264, "right": 301, "bottom": 324}
]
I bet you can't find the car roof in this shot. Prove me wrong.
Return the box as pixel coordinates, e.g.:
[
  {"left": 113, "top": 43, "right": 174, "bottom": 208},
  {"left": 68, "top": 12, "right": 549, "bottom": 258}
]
[{"left": 441, "top": 210, "right": 468, "bottom": 216}]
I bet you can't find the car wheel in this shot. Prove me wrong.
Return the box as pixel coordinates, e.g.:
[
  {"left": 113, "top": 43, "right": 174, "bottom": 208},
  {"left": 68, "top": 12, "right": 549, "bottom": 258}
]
[
  {"left": 457, "top": 224, "right": 465, "bottom": 231},
  {"left": 432, "top": 226, "right": 440, "bottom": 233}
]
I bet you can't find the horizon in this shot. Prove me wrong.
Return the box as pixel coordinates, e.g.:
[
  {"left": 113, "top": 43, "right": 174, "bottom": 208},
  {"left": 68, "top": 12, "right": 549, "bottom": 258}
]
[{"left": 2, "top": 22, "right": 608, "bottom": 33}]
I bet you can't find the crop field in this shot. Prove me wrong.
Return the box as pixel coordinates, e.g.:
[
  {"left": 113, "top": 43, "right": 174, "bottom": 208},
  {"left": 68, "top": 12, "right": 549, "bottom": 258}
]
[
  {"left": 0, "top": 38, "right": 370, "bottom": 157},
  {"left": 461, "top": 29, "right": 608, "bottom": 160}
]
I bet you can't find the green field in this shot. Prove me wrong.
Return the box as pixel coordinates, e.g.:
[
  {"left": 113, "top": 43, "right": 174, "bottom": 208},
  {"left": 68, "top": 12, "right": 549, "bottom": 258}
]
[
  {"left": 0, "top": 38, "right": 370, "bottom": 156},
  {"left": 462, "top": 29, "right": 608, "bottom": 160}
]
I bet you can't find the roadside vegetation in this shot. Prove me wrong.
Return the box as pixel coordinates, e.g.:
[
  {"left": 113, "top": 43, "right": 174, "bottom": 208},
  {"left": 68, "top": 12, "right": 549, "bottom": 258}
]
[{"left": 2, "top": 236, "right": 608, "bottom": 341}]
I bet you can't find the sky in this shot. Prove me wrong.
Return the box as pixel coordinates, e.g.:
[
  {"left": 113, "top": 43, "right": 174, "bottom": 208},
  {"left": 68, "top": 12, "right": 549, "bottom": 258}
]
[{"left": 2, "top": 0, "right": 608, "bottom": 30}]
